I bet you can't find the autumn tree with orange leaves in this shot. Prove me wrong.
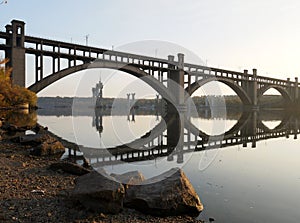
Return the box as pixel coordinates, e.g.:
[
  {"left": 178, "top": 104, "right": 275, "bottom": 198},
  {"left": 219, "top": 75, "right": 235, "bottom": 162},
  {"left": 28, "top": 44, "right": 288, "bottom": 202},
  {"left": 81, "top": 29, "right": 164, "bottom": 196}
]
[{"left": 0, "top": 59, "right": 37, "bottom": 108}]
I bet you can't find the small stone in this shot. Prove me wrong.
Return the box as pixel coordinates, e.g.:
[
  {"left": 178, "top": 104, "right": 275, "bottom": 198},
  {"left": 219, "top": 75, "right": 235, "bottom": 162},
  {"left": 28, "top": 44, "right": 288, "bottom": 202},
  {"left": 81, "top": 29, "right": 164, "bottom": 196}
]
[
  {"left": 209, "top": 217, "right": 215, "bottom": 222},
  {"left": 31, "top": 189, "right": 45, "bottom": 195},
  {"left": 99, "top": 213, "right": 106, "bottom": 218}
]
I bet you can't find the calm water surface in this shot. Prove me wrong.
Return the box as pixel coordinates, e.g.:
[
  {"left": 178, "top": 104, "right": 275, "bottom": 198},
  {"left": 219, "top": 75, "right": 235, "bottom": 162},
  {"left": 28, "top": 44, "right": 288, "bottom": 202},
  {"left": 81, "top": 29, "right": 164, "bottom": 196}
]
[{"left": 37, "top": 109, "right": 300, "bottom": 223}]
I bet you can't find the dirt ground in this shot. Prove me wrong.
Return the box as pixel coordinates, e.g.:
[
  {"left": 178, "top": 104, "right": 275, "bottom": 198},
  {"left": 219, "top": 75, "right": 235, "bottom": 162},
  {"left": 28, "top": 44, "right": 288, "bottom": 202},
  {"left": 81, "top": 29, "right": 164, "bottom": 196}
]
[{"left": 0, "top": 140, "right": 205, "bottom": 223}]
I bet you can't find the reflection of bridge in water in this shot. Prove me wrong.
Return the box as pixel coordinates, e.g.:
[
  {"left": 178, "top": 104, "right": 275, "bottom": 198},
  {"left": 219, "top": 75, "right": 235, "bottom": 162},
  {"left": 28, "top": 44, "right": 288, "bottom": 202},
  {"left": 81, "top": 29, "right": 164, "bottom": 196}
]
[{"left": 58, "top": 109, "right": 300, "bottom": 167}]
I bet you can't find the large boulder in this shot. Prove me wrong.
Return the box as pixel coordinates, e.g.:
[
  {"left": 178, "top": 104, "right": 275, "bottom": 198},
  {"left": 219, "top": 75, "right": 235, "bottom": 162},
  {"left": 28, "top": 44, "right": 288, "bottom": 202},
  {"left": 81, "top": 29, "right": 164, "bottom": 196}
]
[
  {"left": 124, "top": 168, "right": 203, "bottom": 216},
  {"left": 72, "top": 170, "right": 125, "bottom": 214}
]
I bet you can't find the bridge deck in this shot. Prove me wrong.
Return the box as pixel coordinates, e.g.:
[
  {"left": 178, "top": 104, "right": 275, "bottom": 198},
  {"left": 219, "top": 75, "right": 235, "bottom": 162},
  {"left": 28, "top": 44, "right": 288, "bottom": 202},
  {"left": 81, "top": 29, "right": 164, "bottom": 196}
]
[{"left": 1, "top": 28, "right": 299, "bottom": 91}]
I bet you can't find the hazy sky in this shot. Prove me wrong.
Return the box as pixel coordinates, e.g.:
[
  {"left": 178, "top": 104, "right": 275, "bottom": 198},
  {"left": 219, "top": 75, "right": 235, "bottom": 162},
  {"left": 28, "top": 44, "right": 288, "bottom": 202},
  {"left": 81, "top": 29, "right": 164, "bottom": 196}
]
[{"left": 1, "top": 0, "right": 300, "bottom": 97}]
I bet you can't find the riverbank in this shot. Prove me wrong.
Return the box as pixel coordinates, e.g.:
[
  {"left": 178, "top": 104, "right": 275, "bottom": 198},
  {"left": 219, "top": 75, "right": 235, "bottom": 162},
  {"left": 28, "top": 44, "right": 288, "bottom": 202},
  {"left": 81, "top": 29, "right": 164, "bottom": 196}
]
[{"left": 0, "top": 140, "right": 205, "bottom": 223}]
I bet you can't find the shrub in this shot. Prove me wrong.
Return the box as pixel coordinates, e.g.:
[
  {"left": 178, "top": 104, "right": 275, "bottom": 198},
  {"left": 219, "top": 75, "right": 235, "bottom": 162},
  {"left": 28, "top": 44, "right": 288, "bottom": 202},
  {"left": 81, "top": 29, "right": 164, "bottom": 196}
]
[{"left": 0, "top": 59, "right": 37, "bottom": 108}]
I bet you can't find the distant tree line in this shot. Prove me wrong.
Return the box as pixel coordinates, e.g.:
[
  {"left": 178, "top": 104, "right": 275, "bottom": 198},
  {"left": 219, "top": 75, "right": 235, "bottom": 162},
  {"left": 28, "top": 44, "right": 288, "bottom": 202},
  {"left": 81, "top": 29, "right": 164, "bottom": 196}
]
[{"left": 38, "top": 94, "right": 286, "bottom": 110}]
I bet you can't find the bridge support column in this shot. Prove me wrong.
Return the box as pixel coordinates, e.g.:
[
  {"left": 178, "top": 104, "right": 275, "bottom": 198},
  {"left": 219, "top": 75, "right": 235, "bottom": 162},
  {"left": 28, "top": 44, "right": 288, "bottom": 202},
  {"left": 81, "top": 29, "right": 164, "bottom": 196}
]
[
  {"left": 250, "top": 111, "right": 258, "bottom": 148},
  {"left": 287, "top": 77, "right": 291, "bottom": 97},
  {"left": 5, "top": 20, "right": 26, "bottom": 87},
  {"left": 166, "top": 112, "right": 182, "bottom": 145},
  {"left": 165, "top": 54, "right": 185, "bottom": 151},
  {"left": 248, "top": 69, "right": 258, "bottom": 109},
  {"left": 294, "top": 77, "right": 299, "bottom": 103},
  {"left": 241, "top": 111, "right": 257, "bottom": 148},
  {"left": 241, "top": 69, "right": 249, "bottom": 94},
  {"left": 167, "top": 53, "right": 185, "bottom": 114}
]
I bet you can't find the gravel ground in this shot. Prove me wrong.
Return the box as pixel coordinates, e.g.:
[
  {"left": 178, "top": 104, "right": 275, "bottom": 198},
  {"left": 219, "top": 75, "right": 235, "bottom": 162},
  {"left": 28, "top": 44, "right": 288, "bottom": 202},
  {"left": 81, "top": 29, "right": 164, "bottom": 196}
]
[{"left": 0, "top": 140, "right": 205, "bottom": 223}]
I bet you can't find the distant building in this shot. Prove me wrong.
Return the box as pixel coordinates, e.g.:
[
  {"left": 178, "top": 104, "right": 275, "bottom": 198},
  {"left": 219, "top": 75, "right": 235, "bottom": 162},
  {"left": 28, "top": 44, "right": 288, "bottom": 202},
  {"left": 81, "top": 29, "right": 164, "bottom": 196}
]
[{"left": 92, "top": 80, "right": 104, "bottom": 108}]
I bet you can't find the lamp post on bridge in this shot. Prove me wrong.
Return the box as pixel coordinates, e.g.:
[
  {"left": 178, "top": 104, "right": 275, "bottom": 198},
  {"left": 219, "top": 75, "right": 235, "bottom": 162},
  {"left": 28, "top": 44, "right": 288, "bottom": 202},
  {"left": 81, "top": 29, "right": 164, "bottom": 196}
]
[{"left": 85, "top": 34, "right": 89, "bottom": 46}]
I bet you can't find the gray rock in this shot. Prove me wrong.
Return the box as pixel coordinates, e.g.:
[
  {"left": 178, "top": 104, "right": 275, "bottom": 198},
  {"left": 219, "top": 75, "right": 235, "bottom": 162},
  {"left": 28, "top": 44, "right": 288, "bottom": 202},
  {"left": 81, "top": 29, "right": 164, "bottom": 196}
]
[
  {"left": 111, "top": 171, "right": 145, "bottom": 186},
  {"left": 124, "top": 168, "right": 203, "bottom": 216},
  {"left": 50, "top": 161, "right": 91, "bottom": 176},
  {"left": 18, "top": 133, "right": 65, "bottom": 156},
  {"left": 72, "top": 170, "right": 125, "bottom": 214},
  {"left": 2, "top": 122, "right": 18, "bottom": 132},
  {"left": 30, "top": 140, "right": 65, "bottom": 156},
  {"left": 19, "top": 134, "right": 50, "bottom": 145}
]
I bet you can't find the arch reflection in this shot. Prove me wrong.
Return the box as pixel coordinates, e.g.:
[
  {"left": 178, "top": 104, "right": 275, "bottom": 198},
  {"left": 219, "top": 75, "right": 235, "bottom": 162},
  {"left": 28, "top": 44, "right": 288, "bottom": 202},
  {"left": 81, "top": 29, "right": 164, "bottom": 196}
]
[{"left": 68, "top": 108, "right": 300, "bottom": 167}]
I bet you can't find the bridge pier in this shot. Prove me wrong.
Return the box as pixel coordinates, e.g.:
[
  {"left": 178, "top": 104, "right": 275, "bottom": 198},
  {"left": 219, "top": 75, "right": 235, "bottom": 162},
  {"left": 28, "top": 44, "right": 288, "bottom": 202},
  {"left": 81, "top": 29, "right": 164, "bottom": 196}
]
[
  {"left": 165, "top": 54, "right": 186, "bottom": 150},
  {"left": 285, "top": 77, "right": 299, "bottom": 106},
  {"left": 242, "top": 69, "right": 258, "bottom": 110},
  {"left": 249, "top": 69, "right": 258, "bottom": 109},
  {"left": 5, "top": 20, "right": 26, "bottom": 87},
  {"left": 294, "top": 77, "right": 299, "bottom": 103},
  {"left": 167, "top": 53, "right": 186, "bottom": 113},
  {"left": 241, "top": 111, "right": 258, "bottom": 148},
  {"left": 241, "top": 69, "right": 249, "bottom": 95}
]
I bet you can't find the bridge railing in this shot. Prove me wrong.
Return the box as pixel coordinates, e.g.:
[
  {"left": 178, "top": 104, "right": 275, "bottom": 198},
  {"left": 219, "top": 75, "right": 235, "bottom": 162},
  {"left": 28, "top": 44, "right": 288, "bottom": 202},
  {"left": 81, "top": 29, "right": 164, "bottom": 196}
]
[
  {"left": 1, "top": 30, "right": 299, "bottom": 88},
  {"left": 184, "top": 62, "right": 299, "bottom": 87},
  {"left": 24, "top": 35, "right": 172, "bottom": 70}
]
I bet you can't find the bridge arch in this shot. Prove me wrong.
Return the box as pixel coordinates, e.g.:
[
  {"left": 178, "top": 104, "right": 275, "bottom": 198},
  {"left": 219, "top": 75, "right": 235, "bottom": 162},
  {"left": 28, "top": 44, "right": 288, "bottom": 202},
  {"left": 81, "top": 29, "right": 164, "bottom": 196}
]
[
  {"left": 257, "top": 112, "right": 292, "bottom": 132},
  {"left": 257, "top": 85, "right": 292, "bottom": 103},
  {"left": 185, "top": 77, "right": 252, "bottom": 105},
  {"left": 28, "top": 60, "right": 176, "bottom": 103},
  {"left": 185, "top": 111, "right": 252, "bottom": 140}
]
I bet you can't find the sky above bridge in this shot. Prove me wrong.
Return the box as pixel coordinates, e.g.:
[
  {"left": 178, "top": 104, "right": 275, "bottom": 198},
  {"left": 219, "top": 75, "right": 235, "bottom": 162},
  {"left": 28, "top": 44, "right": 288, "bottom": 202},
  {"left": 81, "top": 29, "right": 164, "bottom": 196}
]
[{"left": 1, "top": 0, "right": 300, "bottom": 97}]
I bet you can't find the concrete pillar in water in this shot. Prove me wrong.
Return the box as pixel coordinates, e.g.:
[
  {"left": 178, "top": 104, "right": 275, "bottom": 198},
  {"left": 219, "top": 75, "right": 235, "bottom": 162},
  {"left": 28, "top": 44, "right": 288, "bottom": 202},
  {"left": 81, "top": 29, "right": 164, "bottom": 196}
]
[
  {"left": 166, "top": 54, "right": 185, "bottom": 148},
  {"left": 247, "top": 69, "right": 258, "bottom": 108},
  {"left": 127, "top": 93, "right": 131, "bottom": 108},
  {"left": 166, "top": 111, "right": 184, "bottom": 153},
  {"left": 241, "top": 113, "right": 249, "bottom": 147},
  {"left": 167, "top": 53, "right": 185, "bottom": 113},
  {"left": 251, "top": 111, "right": 257, "bottom": 148},
  {"left": 294, "top": 117, "right": 298, "bottom": 140},
  {"left": 131, "top": 108, "right": 135, "bottom": 122},
  {"left": 156, "top": 94, "right": 160, "bottom": 121},
  {"left": 131, "top": 93, "right": 136, "bottom": 122},
  {"left": 131, "top": 93, "right": 135, "bottom": 106}
]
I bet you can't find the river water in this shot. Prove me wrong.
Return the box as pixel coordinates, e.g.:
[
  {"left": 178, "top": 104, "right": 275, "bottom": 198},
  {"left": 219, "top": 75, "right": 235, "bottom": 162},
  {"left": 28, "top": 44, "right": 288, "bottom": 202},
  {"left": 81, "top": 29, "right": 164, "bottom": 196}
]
[{"left": 36, "top": 107, "right": 300, "bottom": 223}]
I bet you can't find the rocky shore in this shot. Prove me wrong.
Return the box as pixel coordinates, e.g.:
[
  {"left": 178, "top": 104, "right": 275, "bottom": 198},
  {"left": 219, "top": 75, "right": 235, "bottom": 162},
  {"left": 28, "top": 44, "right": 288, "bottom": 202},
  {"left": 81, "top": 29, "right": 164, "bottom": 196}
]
[{"left": 0, "top": 120, "right": 206, "bottom": 223}]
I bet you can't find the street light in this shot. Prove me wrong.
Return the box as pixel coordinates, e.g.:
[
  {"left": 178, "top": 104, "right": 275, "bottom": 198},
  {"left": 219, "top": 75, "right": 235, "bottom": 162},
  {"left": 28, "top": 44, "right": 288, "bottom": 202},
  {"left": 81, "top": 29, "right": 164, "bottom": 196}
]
[{"left": 84, "top": 34, "right": 89, "bottom": 46}]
